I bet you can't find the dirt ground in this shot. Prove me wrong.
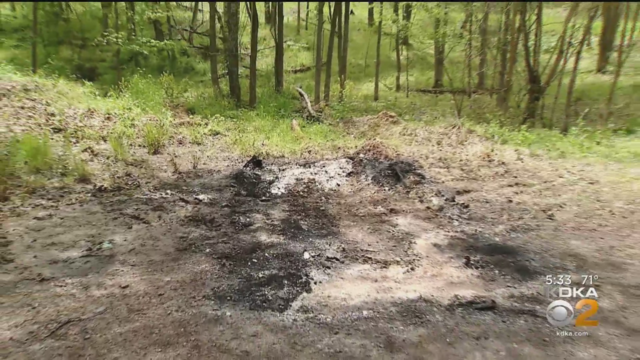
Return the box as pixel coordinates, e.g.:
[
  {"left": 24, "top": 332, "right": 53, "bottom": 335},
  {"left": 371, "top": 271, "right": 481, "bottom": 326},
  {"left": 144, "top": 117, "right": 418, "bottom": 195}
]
[{"left": 2, "top": 92, "right": 640, "bottom": 359}]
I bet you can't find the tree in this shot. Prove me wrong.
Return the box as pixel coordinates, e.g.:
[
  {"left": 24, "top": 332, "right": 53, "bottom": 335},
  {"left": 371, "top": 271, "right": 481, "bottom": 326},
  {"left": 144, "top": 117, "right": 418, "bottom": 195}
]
[
  {"left": 165, "top": 2, "right": 173, "bottom": 39},
  {"left": 477, "top": 2, "right": 490, "bottom": 89},
  {"left": 151, "top": 2, "right": 165, "bottom": 41},
  {"left": 275, "top": 2, "right": 284, "bottom": 93},
  {"left": 465, "top": 3, "right": 473, "bottom": 97},
  {"left": 563, "top": 4, "right": 599, "bottom": 134},
  {"left": 402, "top": 3, "right": 412, "bottom": 46},
  {"left": 297, "top": 2, "right": 301, "bottom": 35},
  {"left": 306, "top": 2, "right": 310, "bottom": 31},
  {"left": 324, "top": 2, "right": 341, "bottom": 103},
  {"left": 125, "top": 2, "right": 136, "bottom": 40},
  {"left": 496, "top": 3, "right": 511, "bottom": 109},
  {"left": 224, "top": 2, "right": 241, "bottom": 105},
  {"left": 189, "top": 2, "right": 200, "bottom": 45},
  {"left": 339, "top": 1, "right": 350, "bottom": 101},
  {"left": 394, "top": 2, "right": 401, "bottom": 92},
  {"left": 597, "top": 2, "right": 622, "bottom": 73},
  {"left": 433, "top": 3, "right": 448, "bottom": 89},
  {"left": 368, "top": 2, "right": 375, "bottom": 28},
  {"left": 100, "top": 2, "right": 112, "bottom": 35},
  {"left": 605, "top": 3, "right": 640, "bottom": 124},
  {"left": 249, "top": 2, "right": 259, "bottom": 107},
  {"left": 209, "top": 2, "right": 221, "bottom": 94},
  {"left": 31, "top": 2, "right": 37, "bottom": 74},
  {"left": 374, "top": 2, "right": 383, "bottom": 101},
  {"left": 314, "top": 2, "right": 325, "bottom": 105},
  {"left": 502, "top": 2, "right": 520, "bottom": 111},
  {"left": 114, "top": 2, "right": 122, "bottom": 87}
]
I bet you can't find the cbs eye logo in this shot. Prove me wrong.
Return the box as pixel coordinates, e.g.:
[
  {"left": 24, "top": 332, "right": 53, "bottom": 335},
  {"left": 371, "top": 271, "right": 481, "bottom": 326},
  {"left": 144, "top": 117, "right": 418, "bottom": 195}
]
[{"left": 546, "top": 300, "right": 599, "bottom": 327}]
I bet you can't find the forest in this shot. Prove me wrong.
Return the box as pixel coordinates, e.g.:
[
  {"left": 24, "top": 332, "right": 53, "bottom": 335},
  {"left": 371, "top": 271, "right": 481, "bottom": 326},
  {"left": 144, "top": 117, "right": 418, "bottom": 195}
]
[{"left": 1, "top": 3, "right": 640, "bottom": 359}]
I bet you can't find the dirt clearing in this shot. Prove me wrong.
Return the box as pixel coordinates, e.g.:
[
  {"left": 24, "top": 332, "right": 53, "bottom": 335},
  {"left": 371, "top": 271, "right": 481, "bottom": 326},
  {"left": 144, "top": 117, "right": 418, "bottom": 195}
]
[{"left": 2, "top": 118, "right": 640, "bottom": 358}]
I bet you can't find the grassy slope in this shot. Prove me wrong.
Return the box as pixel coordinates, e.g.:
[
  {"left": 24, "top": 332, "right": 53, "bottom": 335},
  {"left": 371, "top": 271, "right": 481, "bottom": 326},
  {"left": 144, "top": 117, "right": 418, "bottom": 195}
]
[{"left": 0, "top": 2, "right": 638, "bottom": 163}]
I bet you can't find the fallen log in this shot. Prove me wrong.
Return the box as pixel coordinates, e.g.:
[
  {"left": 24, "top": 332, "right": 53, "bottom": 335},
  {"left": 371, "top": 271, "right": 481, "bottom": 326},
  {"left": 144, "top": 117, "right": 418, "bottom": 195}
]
[
  {"left": 287, "top": 62, "right": 326, "bottom": 74},
  {"left": 411, "top": 88, "right": 504, "bottom": 95},
  {"left": 295, "top": 86, "right": 319, "bottom": 121}
]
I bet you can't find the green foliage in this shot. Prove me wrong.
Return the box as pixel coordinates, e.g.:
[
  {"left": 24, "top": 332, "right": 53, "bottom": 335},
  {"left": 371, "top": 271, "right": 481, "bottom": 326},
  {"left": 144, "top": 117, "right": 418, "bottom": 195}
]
[
  {"left": 143, "top": 122, "right": 170, "bottom": 155},
  {"left": 108, "top": 133, "right": 130, "bottom": 161}
]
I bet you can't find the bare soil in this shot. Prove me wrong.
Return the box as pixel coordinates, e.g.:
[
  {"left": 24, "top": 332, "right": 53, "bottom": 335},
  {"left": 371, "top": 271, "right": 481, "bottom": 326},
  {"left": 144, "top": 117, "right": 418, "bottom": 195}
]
[{"left": 2, "top": 91, "right": 640, "bottom": 359}]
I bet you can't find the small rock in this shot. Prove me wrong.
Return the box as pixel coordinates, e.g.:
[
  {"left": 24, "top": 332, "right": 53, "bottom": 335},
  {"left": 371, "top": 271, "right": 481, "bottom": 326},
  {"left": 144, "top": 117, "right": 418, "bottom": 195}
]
[
  {"left": 33, "top": 212, "right": 53, "bottom": 220},
  {"left": 543, "top": 338, "right": 549, "bottom": 342},
  {"left": 120, "top": 284, "right": 129, "bottom": 289},
  {"left": 84, "top": 334, "right": 91, "bottom": 340},
  {"left": 303, "top": 251, "right": 311, "bottom": 260},
  {"left": 158, "top": 292, "right": 165, "bottom": 296}
]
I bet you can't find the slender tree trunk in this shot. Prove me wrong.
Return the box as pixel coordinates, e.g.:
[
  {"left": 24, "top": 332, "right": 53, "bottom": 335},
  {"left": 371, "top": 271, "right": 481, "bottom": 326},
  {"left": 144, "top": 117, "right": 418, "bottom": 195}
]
[
  {"left": 402, "top": 3, "right": 412, "bottom": 46},
  {"left": 374, "top": 2, "right": 383, "bottom": 101},
  {"left": 152, "top": 2, "right": 165, "bottom": 41},
  {"left": 324, "top": 2, "right": 341, "bottom": 103},
  {"left": 477, "top": 2, "right": 489, "bottom": 89},
  {"left": 189, "top": 1, "right": 200, "bottom": 44},
  {"left": 297, "top": 2, "right": 301, "bottom": 35},
  {"left": 314, "top": 2, "right": 325, "bottom": 105},
  {"left": 32, "top": 2, "right": 37, "bottom": 74},
  {"left": 503, "top": 3, "right": 521, "bottom": 112},
  {"left": 114, "top": 2, "right": 122, "bottom": 87},
  {"left": 597, "top": 2, "right": 622, "bottom": 73},
  {"left": 394, "top": 2, "right": 401, "bottom": 92},
  {"left": 271, "top": 2, "right": 277, "bottom": 30},
  {"left": 101, "top": 2, "right": 112, "bottom": 35},
  {"left": 249, "top": 2, "right": 259, "bottom": 107},
  {"left": 497, "top": 3, "right": 511, "bottom": 108},
  {"left": 368, "top": 2, "right": 375, "bottom": 28},
  {"left": 563, "top": 4, "right": 598, "bottom": 134},
  {"left": 337, "top": 2, "right": 343, "bottom": 67},
  {"left": 209, "top": 1, "right": 221, "bottom": 94},
  {"left": 10, "top": 2, "right": 16, "bottom": 13},
  {"left": 466, "top": 3, "right": 473, "bottom": 98},
  {"left": 224, "top": 2, "right": 241, "bottom": 105},
  {"left": 605, "top": 3, "right": 639, "bottom": 124},
  {"left": 339, "top": 1, "right": 350, "bottom": 101},
  {"left": 306, "top": 2, "right": 310, "bottom": 30},
  {"left": 125, "top": 2, "right": 136, "bottom": 40},
  {"left": 275, "top": 2, "right": 284, "bottom": 92},
  {"left": 550, "top": 21, "right": 578, "bottom": 127},
  {"left": 521, "top": 2, "right": 543, "bottom": 124},
  {"left": 166, "top": 2, "right": 173, "bottom": 39},
  {"left": 433, "top": 3, "right": 447, "bottom": 88}
]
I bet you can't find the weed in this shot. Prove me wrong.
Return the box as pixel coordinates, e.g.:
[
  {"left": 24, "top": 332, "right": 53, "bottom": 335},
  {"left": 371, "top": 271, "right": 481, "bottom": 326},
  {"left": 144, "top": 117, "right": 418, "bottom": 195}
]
[
  {"left": 109, "top": 133, "right": 130, "bottom": 161},
  {"left": 143, "top": 123, "right": 170, "bottom": 155}
]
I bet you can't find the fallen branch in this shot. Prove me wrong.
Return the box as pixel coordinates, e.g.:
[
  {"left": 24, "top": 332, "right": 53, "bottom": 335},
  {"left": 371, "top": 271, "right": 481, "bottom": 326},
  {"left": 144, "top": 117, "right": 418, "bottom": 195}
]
[
  {"left": 411, "top": 88, "right": 504, "bottom": 95},
  {"left": 287, "top": 62, "right": 326, "bottom": 74},
  {"left": 43, "top": 307, "right": 107, "bottom": 339},
  {"left": 295, "top": 86, "right": 318, "bottom": 120}
]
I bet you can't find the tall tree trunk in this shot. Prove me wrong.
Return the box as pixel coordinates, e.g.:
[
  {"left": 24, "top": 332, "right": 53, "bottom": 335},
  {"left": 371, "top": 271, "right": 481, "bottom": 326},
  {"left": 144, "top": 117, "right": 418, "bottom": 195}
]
[
  {"left": 605, "top": 3, "right": 639, "bottom": 124},
  {"left": 368, "top": 2, "right": 375, "bottom": 28},
  {"left": 324, "top": 2, "right": 341, "bottom": 103},
  {"left": 339, "top": 1, "right": 350, "bottom": 101},
  {"left": 550, "top": 18, "right": 579, "bottom": 127},
  {"left": 521, "top": 2, "right": 543, "bottom": 124},
  {"left": 271, "top": 2, "right": 277, "bottom": 30},
  {"left": 125, "top": 2, "right": 136, "bottom": 40},
  {"left": 189, "top": 1, "right": 200, "bottom": 44},
  {"left": 503, "top": 3, "right": 521, "bottom": 112},
  {"left": 209, "top": 1, "right": 221, "bottom": 94},
  {"left": 402, "top": 3, "right": 412, "bottom": 46},
  {"left": 32, "top": 2, "right": 37, "bottom": 74},
  {"left": 374, "top": 3, "right": 383, "bottom": 101},
  {"left": 306, "top": 2, "right": 310, "bottom": 30},
  {"left": 275, "top": 2, "right": 284, "bottom": 93},
  {"left": 10, "top": 2, "right": 16, "bottom": 13},
  {"left": 297, "top": 2, "right": 301, "bottom": 35},
  {"left": 597, "top": 2, "right": 622, "bottom": 73},
  {"left": 337, "top": 2, "right": 343, "bottom": 65},
  {"left": 496, "top": 3, "right": 511, "bottom": 108},
  {"left": 249, "top": 2, "right": 259, "bottom": 107},
  {"left": 314, "top": 2, "right": 325, "bottom": 105},
  {"left": 477, "top": 2, "right": 490, "bottom": 89},
  {"left": 563, "top": 4, "right": 599, "bottom": 134},
  {"left": 433, "top": 3, "right": 448, "bottom": 88},
  {"left": 100, "top": 2, "right": 112, "bottom": 35},
  {"left": 166, "top": 2, "right": 173, "bottom": 39},
  {"left": 224, "top": 2, "right": 241, "bottom": 105},
  {"left": 152, "top": 2, "right": 165, "bottom": 41},
  {"left": 394, "top": 2, "right": 401, "bottom": 92},
  {"left": 114, "top": 2, "right": 122, "bottom": 87},
  {"left": 465, "top": 3, "right": 473, "bottom": 97}
]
